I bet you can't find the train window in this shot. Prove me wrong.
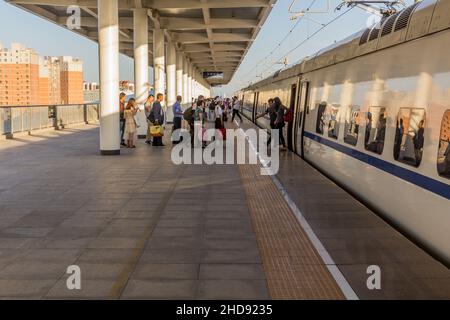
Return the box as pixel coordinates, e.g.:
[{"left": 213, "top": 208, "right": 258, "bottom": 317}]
[
  {"left": 393, "top": 108, "right": 426, "bottom": 167},
  {"left": 315, "top": 102, "right": 327, "bottom": 135},
  {"left": 344, "top": 106, "right": 361, "bottom": 146},
  {"left": 437, "top": 110, "right": 450, "bottom": 179},
  {"left": 364, "top": 107, "right": 387, "bottom": 155},
  {"left": 327, "top": 103, "right": 340, "bottom": 139}
]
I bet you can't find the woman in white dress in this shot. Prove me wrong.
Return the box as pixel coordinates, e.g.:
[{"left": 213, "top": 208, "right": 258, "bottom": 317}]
[{"left": 124, "top": 98, "right": 138, "bottom": 148}]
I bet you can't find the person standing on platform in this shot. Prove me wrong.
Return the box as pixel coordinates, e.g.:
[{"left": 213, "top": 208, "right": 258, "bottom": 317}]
[
  {"left": 144, "top": 94, "right": 155, "bottom": 145},
  {"left": 119, "top": 92, "right": 126, "bottom": 147},
  {"left": 194, "top": 99, "right": 206, "bottom": 148},
  {"left": 273, "top": 97, "right": 287, "bottom": 151},
  {"left": 256, "top": 98, "right": 277, "bottom": 146},
  {"left": 231, "top": 96, "right": 243, "bottom": 122},
  {"left": 124, "top": 98, "right": 138, "bottom": 149},
  {"left": 172, "top": 95, "right": 183, "bottom": 145},
  {"left": 150, "top": 93, "right": 165, "bottom": 147}
]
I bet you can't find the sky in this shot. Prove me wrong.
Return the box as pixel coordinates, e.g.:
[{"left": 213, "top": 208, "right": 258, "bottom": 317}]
[{"left": 0, "top": 0, "right": 414, "bottom": 96}]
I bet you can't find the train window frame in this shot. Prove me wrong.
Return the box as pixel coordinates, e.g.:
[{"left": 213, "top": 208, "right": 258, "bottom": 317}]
[
  {"left": 326, "top": 103, "right": 341, "bottom": 140},
  {"left": 344, "top": 105, "right": 361, "bottom": 146},
  {"left": 364, "top": 106, "right": 387, "bottom": 155},
  {"left": 437, "top": 109, "right": 450, "bottom": 179},
  {"left": 315, "top": 102, "right": 327, "bottom": 135},
  {"left": 393, "top": 108, "right": 426, "bottom": 168}
]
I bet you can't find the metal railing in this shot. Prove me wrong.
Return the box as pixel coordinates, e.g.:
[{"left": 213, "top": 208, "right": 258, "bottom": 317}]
[{"left": 0, "top": 103, "right": 100, "bottom": 137}]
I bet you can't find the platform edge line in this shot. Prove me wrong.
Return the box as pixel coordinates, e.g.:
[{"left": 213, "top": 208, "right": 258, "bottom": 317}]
[{"left": 235, "top": 120, "right": 359, "bottom": 301}]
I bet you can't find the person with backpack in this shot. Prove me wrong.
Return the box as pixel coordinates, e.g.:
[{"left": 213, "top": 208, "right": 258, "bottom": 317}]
[
  {"left": 194, "top": 99, "right": 206, "bottom": 148},
  {"left": 184, "top": 99, "right": 196, "bottom": 147},
  {"left": 273, "top": 97, "right": 287, "bottom": 151},
  {"left": 172, "top": 95, "right": 183, "bottom": 145},
  {"left": 208, "top": 98, "right": 216, "bottom": 122},
  {"left": 256, "top": 98, "right": 276, "bottom": 146}
]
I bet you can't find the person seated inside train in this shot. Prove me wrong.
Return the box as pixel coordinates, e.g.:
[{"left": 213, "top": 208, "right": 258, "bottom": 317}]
[
  {"left": 316, "top": 102, "right": 327, "bottom": 134},
  {"left": 413, "top": 120, "right": 425, "bottom": 167},
  {"left": 394, "top": 118, "right": 404, "bottom": 160},
  {"left": 364, "top": 112, "right": 373, "bottom": 149}
]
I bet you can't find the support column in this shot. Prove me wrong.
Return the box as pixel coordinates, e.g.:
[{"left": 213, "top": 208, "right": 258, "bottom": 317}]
[
  {"left": 176, "top": 51, "right": 183, "bottom": 101},
  {"left": 133, "top": 8, "right": 149, "bottom": 138},
  {"left": 98, "top": 0, "right": 120, "bottom": 155},
  {"left": 153, "top": 28, "right": 165, "bottom": 103},
  {"left": 182, "top": 57, "right": 189, "bottom": 104},
  {"left": 192, "top": 72, "right": 197, "bottom": 99},
  {"left": 166, "top": 41, "right": 176, "bottom": 122},
  {"left": 188, "top": 62, "right": 193, "bottom": 103}
]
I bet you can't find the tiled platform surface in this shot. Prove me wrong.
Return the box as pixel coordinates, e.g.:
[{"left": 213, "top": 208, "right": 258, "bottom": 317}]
[
  {"left": 0, "top": 125, "right": 269, "bottom": 299},
  {"left": 237, "top": 118, "right": 450, "bottom": 300}
]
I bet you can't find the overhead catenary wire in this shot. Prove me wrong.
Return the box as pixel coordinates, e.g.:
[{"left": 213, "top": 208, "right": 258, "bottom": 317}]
[
  {"left": 242, "top": 0, "right": 319, "bottom": 82},
  {"left": 256, "top": 6, "right": 354, "bottom": 82}
]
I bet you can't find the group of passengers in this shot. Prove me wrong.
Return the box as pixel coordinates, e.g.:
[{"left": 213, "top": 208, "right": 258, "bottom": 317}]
[
  {"left": 256, "top": 97, "right": 291, "bottom": 151},
  {"left": 119, "top": 93, "right": 291, "bottom": 152},
  {"left": 119, "top": 92, "right": 165, "bottom": 148}
]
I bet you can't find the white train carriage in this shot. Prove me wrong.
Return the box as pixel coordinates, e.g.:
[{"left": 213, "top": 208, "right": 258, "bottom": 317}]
[{"left": 239, "top": 0, "right": 450, "bottom": 264}]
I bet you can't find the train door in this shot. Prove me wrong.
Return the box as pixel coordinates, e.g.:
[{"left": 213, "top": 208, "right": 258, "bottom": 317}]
[
  {"left": 295, "top": 80, "right": 310, "bottom": 157},
  {"left": 252, "top": 92, "right": 259, "bottom": 122},
  {"left": 287, "top": 84, "right": 298, "bottom": 151}
]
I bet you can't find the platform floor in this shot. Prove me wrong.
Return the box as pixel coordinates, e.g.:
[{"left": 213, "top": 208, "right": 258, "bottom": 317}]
[
  {"left": 0, "top": 123, "right": 449, "bottom": 299},
  {"left": 238, "top": 118, "right": 450, "bottom": 299}
]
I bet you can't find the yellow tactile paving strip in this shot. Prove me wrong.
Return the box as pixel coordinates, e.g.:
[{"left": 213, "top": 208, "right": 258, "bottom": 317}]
[{"left": 239, "top": 163, "right": 345, "bottom": 299}]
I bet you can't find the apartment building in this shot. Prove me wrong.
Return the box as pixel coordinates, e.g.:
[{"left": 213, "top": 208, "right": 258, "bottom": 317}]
[
  {"left": 0, "top": 42, "right": 39, "bottom": 106},
  {"left": 60, "top": 56, "right": 83, "bottom": 104},
  {"left": 0, "top": 43, "right": 84, "bottom": 106}
]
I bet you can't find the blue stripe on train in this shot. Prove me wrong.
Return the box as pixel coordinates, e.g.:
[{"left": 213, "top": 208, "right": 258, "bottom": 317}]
[{"left": 304, "top": 131, "right": 450, "bottom": 200}]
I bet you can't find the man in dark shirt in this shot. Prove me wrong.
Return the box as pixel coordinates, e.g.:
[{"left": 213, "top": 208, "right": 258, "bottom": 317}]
[
  {"left": 119, "top": 92, "right": 126, "bottom": 147},
  {"left": 150, "top": 93, "right": 165, "bottom": 146}
]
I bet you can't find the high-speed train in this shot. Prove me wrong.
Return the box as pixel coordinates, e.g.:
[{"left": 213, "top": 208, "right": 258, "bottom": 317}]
[{"left": 237, "top": 0, "right": 450, "bottom": 264}]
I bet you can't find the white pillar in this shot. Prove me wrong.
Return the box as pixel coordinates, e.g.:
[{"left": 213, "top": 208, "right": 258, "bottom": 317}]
[
  {"left": 98, "top": 0, "right": 120, "bottom": 155},
  {"left": 176, "top": 51, "right": 183, "bottom": 101},
  {"left": 133, "top": 8, "right": 149, "bottom": 138},
  {"left": 192, "top": 72, "right": 197, "bottom": 99},
  {"left": 182, "top": 57, "right": 189, "bottom": 104},
  {"left": 188, "top": 62, "right": 193, "bottom": 103},
  {"left": 153, "top": 28, "right": 165, "bottom": 102},
  {"left": 166, "top": 41, "right": 176, "bottom": 122}
]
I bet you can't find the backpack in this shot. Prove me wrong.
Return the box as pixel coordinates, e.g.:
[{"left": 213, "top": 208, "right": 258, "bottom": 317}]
[
  {"left": 183, "top": 107, "right": 194, "bottom": 124},
  {"left": 284, "top": 108, "right": 294, "bottom": 123}
]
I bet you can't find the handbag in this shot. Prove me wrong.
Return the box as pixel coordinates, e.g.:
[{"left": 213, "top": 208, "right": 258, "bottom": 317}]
[
  {"left": 150, "top": 125, "right": 164, "bottom": 137},
  {"left": 133, "top": 114, "right": 141, "bottom": 128}
]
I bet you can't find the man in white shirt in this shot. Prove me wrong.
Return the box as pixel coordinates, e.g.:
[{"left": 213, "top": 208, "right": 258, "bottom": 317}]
[{"left": 231, "top": 96, "right": 243, "bottom": 122}]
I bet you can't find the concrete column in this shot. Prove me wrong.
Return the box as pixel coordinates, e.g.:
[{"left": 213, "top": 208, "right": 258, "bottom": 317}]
[
  {"left": 166, "top": 41, "right": 176, "bottom": 122},
  {"left": 176, "top": 51, "right": 183, "bottom": 100},
  {"left": 188, "top": 62, "right": 193, "bottom": 103},
  {"left": 192, "top": 72, "right": 197, "bottom": 99},
  {"left": 153, "top": 28, "right": 165, "bottom": 102},
  {"left": 98, "top": 0, "right": 120, "bottom": 155},
  {"left": 133, "top": 8, "right": 149, "bottom": 138},
  {"left": 182, "top": 58, "right": 189, "bottom": 104}
]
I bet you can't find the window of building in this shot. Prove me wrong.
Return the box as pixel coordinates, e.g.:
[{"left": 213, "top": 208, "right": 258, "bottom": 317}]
[
  {"left": 364, "top": 106, "right": 387, "bottom": 155},
  {"left": 344, "top": 105, "right": 361, "bottom": 146},
  {"left": 393, "top": 108, "right": 426, "bottom": 167},
  {"left": 437, "top": 110, "right": 450, "bottom": 179}
]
